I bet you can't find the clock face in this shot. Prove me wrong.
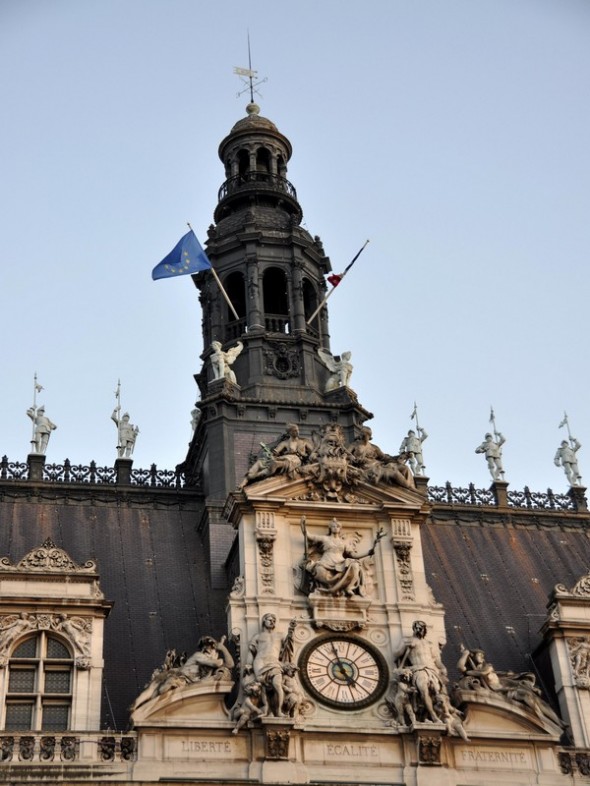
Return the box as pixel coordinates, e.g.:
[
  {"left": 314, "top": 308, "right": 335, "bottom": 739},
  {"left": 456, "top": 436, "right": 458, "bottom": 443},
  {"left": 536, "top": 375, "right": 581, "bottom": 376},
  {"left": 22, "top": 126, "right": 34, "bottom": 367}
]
[{"left": 299, "top": 635, "right": 388, "bottom": 710}]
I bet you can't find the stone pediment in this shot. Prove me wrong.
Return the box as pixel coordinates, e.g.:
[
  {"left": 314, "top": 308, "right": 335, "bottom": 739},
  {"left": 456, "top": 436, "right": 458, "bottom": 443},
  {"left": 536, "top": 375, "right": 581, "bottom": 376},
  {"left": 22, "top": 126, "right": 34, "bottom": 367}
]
[
  {"left": 232, "top": 473, "right": 428, "bottom": 512},
  {"left": 131, "top": 679, "right": 234, "bottom": 729},
  {"left": 0, "top": 538, "right": 97, "bottom": 574},
  {"left": 456, "top": 690, "right": 563, "bottom": 742}
]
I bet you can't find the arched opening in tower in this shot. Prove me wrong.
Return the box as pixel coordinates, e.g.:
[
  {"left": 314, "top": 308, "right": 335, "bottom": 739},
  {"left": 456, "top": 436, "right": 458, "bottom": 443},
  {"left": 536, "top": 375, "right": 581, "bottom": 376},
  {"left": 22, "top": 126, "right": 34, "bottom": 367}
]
[
  {"left": 302, "top": 278, "right": 319, "bottom": 335},
  {"left": 256, "top": 147, "right": 271, "bottom": 180},
  {"left": 263, "top": 268, "right": 289, "bottom": 334}
]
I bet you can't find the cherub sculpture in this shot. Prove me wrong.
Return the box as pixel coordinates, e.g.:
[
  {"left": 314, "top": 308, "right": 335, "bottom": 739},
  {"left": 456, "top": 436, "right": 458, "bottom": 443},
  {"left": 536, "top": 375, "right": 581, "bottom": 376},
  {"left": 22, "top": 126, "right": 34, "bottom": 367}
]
[
  {"left": 317, "top": 348, "right": 353, "bottom": 391},
  {"left": 210, "top": 340, "right": 243, "bottom": 384}
]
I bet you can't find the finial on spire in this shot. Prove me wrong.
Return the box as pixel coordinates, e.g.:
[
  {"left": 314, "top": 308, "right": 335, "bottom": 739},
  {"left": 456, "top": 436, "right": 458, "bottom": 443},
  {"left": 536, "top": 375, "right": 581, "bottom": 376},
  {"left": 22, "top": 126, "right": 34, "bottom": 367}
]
[{"left": 233, "top": 31, "right": 267, "bottom": 113}]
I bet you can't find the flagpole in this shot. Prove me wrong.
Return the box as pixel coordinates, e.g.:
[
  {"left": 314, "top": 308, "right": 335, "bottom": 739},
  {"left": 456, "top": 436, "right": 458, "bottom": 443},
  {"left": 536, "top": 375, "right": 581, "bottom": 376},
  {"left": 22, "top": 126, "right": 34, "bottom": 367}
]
[
  {"left": 306, "top": 239, "right": 369, "bottom": 325},
  {"left": 187, "top": 223, "right": 240, "bottom": 322},
  {"left": 31, "top": 373, "right": 39, "bottom": 443},
  {"left": 412, "top": 401, "right": 421, "bottom": 433}
]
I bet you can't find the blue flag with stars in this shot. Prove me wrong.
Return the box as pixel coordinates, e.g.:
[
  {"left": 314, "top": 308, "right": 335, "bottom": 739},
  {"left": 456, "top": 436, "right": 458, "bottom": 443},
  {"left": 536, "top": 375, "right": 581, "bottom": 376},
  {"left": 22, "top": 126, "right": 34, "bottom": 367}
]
[{"left": 152, "top": 230, "right": 212, "bottom": 280}]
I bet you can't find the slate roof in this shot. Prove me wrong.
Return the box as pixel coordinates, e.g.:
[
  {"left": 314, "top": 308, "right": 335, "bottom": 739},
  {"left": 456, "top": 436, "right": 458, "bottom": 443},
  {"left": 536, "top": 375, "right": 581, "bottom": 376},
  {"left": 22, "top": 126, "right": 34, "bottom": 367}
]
[{"left": 422, "top": 509, "right": 590, "bottom": 686}]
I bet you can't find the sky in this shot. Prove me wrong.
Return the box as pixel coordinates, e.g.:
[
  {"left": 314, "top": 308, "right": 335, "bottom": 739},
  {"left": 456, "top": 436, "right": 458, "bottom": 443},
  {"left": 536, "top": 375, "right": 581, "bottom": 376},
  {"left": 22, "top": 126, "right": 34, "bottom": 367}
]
[{"left": 1, "top": 0, "right": 589, "bottom": 493}]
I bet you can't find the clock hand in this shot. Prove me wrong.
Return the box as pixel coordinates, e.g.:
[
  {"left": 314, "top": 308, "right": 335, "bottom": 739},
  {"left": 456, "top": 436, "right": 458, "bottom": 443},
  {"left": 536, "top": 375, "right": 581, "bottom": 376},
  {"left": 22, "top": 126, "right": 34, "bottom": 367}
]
[{"left": 329, "top": 641, "right": 356, "bottom": 687}]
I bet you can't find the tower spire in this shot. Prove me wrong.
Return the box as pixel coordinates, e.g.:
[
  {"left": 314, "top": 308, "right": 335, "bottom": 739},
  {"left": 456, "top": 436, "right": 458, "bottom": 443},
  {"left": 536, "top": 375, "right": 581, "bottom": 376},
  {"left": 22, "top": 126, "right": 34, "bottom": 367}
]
[{"left": 233, "top": 32, "right": 267, "bottom": 110}]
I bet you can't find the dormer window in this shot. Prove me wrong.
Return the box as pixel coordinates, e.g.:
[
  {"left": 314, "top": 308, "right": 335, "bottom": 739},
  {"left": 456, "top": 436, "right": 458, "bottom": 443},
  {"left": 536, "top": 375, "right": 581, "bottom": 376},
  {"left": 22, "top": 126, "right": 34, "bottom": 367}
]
[{"left": 4, "top": 633, "right": 73, "bottom": 731}]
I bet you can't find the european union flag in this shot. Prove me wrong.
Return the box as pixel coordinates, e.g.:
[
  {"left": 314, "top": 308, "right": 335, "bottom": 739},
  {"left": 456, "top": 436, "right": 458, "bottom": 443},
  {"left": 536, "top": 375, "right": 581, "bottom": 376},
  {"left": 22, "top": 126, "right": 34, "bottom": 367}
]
[{"left": 152, "top": 230, "right": 212, "bottom": 280}]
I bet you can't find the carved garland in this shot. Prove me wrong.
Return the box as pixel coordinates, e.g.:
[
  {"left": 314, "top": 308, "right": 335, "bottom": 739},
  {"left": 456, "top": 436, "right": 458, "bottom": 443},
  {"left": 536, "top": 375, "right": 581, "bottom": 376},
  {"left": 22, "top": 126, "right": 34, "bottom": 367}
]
[
  {"left": 566, "top": 636, "right": 590, "bottom": 689},
  {"left": 256, "top": 512, "right": 277, "bottom": 595},
  {"left": 393, "top": 543, "right": 415, "bottom": 601}
]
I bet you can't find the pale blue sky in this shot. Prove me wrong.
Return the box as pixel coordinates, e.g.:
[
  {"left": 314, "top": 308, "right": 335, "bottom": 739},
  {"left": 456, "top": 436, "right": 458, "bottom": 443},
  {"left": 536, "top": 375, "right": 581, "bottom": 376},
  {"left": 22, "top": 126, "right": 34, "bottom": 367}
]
[{"left": 1, "top": 0, "right": 589, "bottom": 491}]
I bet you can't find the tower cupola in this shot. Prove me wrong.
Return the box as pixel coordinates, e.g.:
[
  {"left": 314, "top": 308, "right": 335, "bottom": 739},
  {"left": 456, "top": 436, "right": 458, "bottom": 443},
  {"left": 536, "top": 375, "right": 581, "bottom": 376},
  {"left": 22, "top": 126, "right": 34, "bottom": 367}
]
[{"left": 214, "top": 102, "right": 301, "bottom": 224}]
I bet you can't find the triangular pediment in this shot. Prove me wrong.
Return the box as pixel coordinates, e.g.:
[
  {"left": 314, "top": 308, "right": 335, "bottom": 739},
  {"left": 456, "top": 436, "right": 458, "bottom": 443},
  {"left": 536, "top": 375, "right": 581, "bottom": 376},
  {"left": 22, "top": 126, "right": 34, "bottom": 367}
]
[{"left": 227, "top": 474, "right": 428, "bottom": 520}]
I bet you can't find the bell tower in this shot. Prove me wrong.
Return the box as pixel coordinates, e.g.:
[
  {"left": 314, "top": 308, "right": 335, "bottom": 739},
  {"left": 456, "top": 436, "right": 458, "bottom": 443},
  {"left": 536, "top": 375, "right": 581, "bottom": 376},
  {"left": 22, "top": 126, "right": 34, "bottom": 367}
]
[{"left": 183, "top": 103, "right": 372, "bottom": 537}]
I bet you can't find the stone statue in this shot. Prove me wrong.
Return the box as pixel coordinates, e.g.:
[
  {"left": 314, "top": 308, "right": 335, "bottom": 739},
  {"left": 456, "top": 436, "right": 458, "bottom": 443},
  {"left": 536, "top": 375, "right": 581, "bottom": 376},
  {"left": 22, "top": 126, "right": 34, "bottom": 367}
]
[
  {"left": 554, "top": 438, "right": 583, "bottom": 487},
  {"left": 232, "top": 679, "right": 266, "bottom": 734},
  {"left": 387, "top": 668, "right": 417, "bottom": 727},
  {"left": 131, "top": 635, "right": 234, "bottom": 710},
  {"left": 457, "top": 644, "right": 565, "bottom": 728},
  {"left": 351, "top": 427, "right": 415, "bottom": 489},
  {"left": 210, "top": 340, "right": 243, "bottom": 384},
  {"left": 301, "top": 517, "right": 385, "bottom": 598},
  {"left": 399, "top": 428, "right": 428, "bottom": 476},
  {"left": 317, "top": 348, "right": 353, "bottom": 391},
  {"left": 240, "top": 424, "right": 314, "bottom": 487},
  {"left": 281, "top": 662, "right": 303, "bottom": 718},
  {"left": 475, "top": 432, "right": 505, "bottom": 481},
  {"left": 190, "top": 407, "right": 201, "bottom": 434},
  {"left": 245, "top": 614, "right": 295, "bottom": 717},
  {"left": 434, "top": 693, "right": 470, "bottom": 741},
  {"left": 394, "top": 620, "right": 448, "bottom": 723},
  {"left": 27, "top": 406, "right": 57, "bottom": 454},
  {"left": 240, "top": 420, "right": 418, "bottom": 497},
  {"left": 111, "top": 410, "right": 139, "bottom": 458},
  {"left": 457, "top": 645, "right": 503, "bottom": 692}
]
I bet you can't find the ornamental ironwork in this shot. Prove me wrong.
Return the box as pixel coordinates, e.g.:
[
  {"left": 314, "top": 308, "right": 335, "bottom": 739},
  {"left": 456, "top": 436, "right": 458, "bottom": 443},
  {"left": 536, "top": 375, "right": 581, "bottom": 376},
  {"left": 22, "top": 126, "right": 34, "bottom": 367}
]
[
  {"left": 428, "top": 482, "right": 578, "bottom": 511},
  {"left": 218, "top": 172, "right": 298, "bottom": 202},
  {"left": 428, "top": 483, "right": 495, "bottom": 506},
  {"left": 0, "top": 456, "right": 185, "bottom": 488}
]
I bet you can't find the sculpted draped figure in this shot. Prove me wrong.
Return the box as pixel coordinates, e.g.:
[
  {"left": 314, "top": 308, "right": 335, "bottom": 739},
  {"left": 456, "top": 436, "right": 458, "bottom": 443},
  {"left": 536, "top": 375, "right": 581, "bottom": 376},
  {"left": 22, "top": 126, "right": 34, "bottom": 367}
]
[
  {"left": 131, "top": 635, "right": 234, "bottom": 711},
  {"left": 352, "top": 427, "right": 415, "bottom": 489},
  {"left": 239, "top": 420, "right": 416, "bottom": 494},
  {"left": 239, "top": 424, "right": 314, "bottom": 487},
  {"left": 301, "top": 516, "right": 385, "bottom": 597},
  {"left": 457, "top": 644, "right": 565, "bottom": 728}
]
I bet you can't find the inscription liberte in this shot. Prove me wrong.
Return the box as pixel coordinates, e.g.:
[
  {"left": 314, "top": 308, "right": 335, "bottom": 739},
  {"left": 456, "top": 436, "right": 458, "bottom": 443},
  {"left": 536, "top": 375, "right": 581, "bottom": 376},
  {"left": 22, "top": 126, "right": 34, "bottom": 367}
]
[
  {"left": 181, "top": 740, "right": 232, "bottom": 754},
  {"left": 326, "top": 743, "right": 379, "bottom": 759}
]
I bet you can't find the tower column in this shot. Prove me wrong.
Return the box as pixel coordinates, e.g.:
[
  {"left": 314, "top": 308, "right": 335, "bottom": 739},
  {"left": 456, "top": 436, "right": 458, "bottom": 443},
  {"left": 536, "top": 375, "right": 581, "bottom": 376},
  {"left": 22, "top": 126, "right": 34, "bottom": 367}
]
[
  {"left": 291, "top": 257, "right": 306, "bottom": 333},
  {"left": 247, "top": 254, "right": 263, "bottom": 330}
]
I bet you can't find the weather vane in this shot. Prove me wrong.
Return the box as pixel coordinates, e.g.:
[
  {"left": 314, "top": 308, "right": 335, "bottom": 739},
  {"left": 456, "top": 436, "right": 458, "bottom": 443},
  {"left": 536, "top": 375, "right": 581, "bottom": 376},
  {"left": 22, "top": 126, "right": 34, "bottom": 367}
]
[{"left": 233, "top": 32, "right": 267, "bottom": 103}]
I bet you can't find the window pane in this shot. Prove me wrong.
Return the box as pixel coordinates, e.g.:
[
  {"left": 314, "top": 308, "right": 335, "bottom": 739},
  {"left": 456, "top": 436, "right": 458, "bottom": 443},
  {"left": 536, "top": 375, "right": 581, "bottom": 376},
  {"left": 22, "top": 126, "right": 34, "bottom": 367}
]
[
  {"left": 8, "top": 668, "right": 35, "bottom": 693},
  {"left": 46, "top": 638, "right": 70, "bottom": 660},
  {"left": 5, "top": 702, "right": 33, "bottom": 731},
  {"left": 44, "top": 670, "right": 71, "bottom": 694},
  {"left": 41, "top": 703, "right": 69, "bottom": 731},
  {"left": 12, "top": 637, "right": 37, "bottom": 659}
]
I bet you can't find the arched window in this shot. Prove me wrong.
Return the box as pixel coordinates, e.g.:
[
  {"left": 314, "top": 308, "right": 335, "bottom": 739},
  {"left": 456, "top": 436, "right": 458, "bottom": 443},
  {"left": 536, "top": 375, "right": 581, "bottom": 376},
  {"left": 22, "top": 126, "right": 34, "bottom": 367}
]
[
  {"left": 256, "top": 147, "right": 271, "bottom": 176},
  {"left": 237, "top": 149, "right": 249, "bottom": 179},
  {"left": 224, "top": 272, "right": 246, "bottom": 320},
  {"left": 4, "top": 633, "right": 73, "bottom": 731},
  {"left": 263, "top": 268, "right": 289, "bottom": 333}
]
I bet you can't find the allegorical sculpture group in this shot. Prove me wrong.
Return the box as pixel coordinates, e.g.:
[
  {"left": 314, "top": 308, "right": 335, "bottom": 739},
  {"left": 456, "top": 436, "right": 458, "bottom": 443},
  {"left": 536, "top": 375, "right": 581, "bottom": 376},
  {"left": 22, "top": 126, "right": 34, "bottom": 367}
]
[{"left": 129, "top": 610, "right": 565, "bottom": 738}]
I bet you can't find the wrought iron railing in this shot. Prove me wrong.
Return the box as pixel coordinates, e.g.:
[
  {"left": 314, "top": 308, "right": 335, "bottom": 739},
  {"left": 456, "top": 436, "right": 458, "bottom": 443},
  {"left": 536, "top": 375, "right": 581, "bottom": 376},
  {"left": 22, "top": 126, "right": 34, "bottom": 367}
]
[
  {"left": 218, "top": 172, "right": 298, "bottom": 202},
  {"left": 428, "top": 482, "right": 577, "bottom": 512},
  {"left": 0, "top": 455, "right": 582, "bottom": 509},
  {"left": 428, "top": 483, "right": 496, "bottom": 506},
  {"left": 0, "top": 456, "right": 186, "bottom": 489}
]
